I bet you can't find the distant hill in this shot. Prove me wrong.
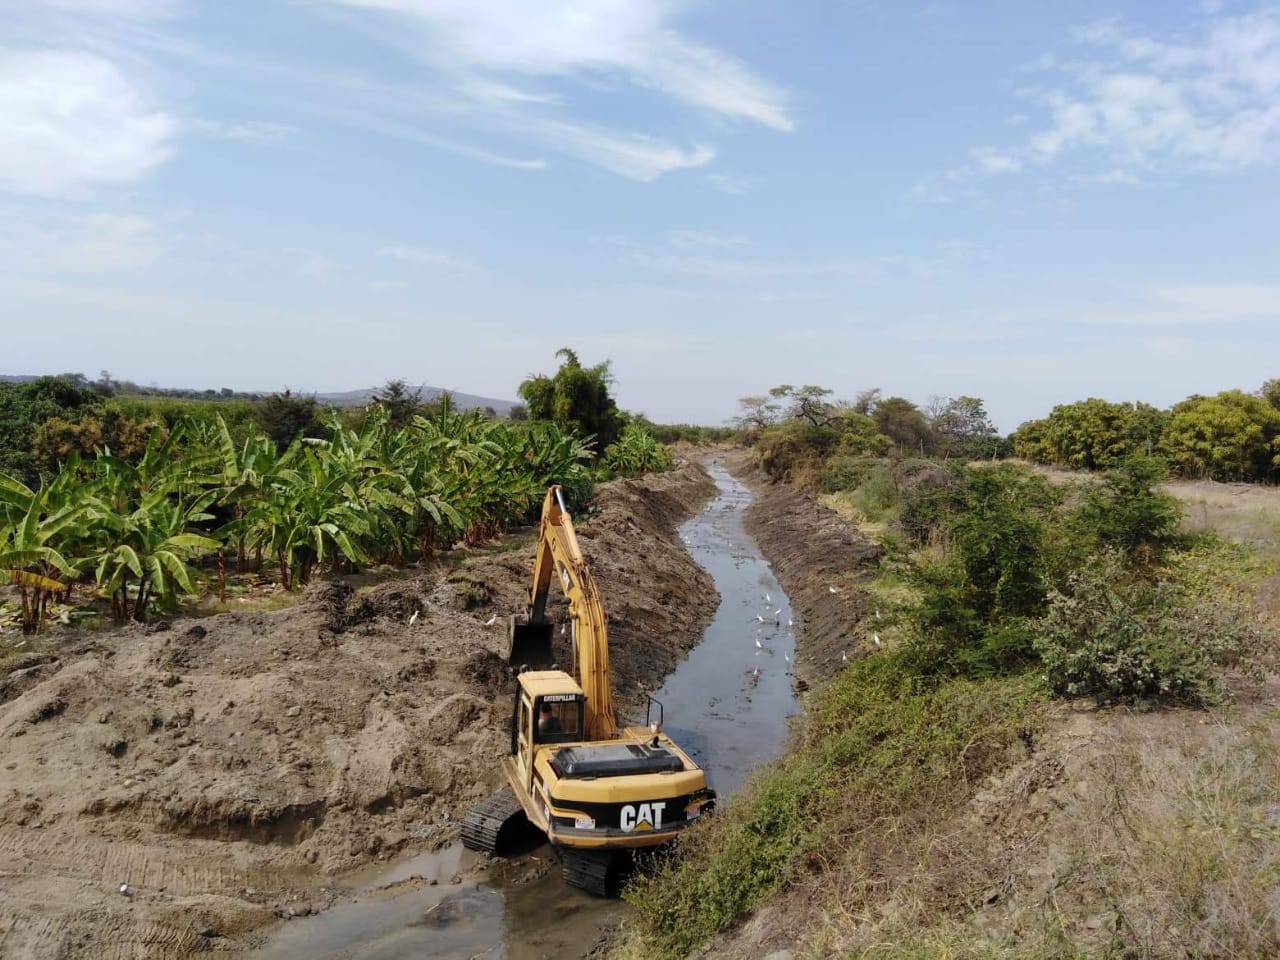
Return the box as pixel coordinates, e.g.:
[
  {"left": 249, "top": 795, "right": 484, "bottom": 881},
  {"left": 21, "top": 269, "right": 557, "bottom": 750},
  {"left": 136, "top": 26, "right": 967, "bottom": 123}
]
[
  {"left": 1, "top": 374, "right": 517, "bottom": 415},
  {"left": 315, "top": 384, "right": 517, "bottom": 415}
]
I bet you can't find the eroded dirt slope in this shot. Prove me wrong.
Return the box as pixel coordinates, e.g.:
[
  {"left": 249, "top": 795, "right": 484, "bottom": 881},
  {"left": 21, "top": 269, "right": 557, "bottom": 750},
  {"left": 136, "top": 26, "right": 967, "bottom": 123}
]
[{"left": 0, "top": 465, "right": 717, "bottom": 959}]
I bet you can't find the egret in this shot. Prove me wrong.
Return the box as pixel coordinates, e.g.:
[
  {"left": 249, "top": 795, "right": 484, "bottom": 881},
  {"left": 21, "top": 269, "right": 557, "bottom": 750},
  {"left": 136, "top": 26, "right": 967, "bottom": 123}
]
[
  {"left": 408, "top": 609, "right": 419, "bottom": 627},
  {"left": 787, "top": 617, "right": 794, "bottom": 628},
  {"left": 842, "top": 651, "right": 848, "bottom": 663},
  {"left": 774, "top": 608, "right": 782, "bottom": 618},
  {"left": 765, "top": 592, "right": 771, "bottom": 603},
  {"left": 484, "top": 615, "right": 497, "bottom": 627},
  {"left": 875, "top": 609, "right": 882, "bottom": 620},
  {"left": 755, "top": 638, "right": 763, "bottom": 649},
  {"left": 829, "top": 586, "right": 838, "bottom": 595},
  {"left": 784, "top": 652, "right": 791, "bottom": 663},
  {"left": 873, "top": 633, "right": 882, "bottom": 648},
  {"left": 756, "top": 614, "right": 765, "bottom": 623}
]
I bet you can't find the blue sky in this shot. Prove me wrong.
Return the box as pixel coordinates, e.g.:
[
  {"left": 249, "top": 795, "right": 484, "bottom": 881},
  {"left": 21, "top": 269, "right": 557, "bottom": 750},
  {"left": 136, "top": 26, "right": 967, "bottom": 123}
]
[{"left": 2, "top": 0, "right": 1277, "bottom": 430}]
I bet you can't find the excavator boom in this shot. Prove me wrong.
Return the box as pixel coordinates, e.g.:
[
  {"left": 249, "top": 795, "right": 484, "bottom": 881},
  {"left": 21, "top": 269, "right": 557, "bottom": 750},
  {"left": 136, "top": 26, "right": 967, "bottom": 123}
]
[{"left": 508, "top": 486, "right": 617, "bottom": 741}]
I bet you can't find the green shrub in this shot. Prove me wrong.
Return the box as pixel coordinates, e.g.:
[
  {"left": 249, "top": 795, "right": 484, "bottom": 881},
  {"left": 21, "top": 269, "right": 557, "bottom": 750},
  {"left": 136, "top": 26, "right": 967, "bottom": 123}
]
[
  {"left": 602, "top": 424, "right": 673, "bottom": 477},
  {"left": 1034, "top": 552, "right": 1263, "bottom": 705}
]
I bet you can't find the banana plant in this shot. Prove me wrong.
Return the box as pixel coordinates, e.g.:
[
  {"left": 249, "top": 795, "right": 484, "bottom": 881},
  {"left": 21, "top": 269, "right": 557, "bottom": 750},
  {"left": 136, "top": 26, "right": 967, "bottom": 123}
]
[
  {"left": 90, "top": 488, "right": 220, "bottom": 621},
  {"left": 0, "top": 472, "right": 89, "bottom": 633}
]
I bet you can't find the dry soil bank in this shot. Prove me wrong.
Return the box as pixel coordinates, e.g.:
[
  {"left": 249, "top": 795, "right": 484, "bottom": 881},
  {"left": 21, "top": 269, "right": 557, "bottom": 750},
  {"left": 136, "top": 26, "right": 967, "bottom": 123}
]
[{"left": 0, "top": 466, "right": 717, "bottom": 959}]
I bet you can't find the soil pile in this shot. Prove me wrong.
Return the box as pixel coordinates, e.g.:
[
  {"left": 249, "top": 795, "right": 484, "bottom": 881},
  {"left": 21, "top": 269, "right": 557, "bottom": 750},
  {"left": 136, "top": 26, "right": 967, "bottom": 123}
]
[{"left": 0, "top": 465, "right": 717, "bottom": 959}]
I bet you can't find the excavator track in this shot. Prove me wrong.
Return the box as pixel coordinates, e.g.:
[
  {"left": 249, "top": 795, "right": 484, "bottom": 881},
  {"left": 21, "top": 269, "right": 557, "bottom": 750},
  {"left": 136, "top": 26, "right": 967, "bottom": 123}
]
[
  {"left": 460, "top": 788, "right": 529, "bottom": 855},
  {"left": 559, "top": 846, "right": 628, "bottom": 898}
]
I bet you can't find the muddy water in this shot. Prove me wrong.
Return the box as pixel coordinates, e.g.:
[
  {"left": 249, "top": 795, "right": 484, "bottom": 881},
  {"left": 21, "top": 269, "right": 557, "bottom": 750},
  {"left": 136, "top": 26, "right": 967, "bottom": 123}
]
[{"left": 252, "top": 461, "right": 797, "bottom": 959}]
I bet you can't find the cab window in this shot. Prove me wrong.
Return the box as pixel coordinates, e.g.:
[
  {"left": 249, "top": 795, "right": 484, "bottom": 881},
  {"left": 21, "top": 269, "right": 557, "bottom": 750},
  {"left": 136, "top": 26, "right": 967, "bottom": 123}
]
[{"left": 534, "top": 697, "right": 581, "bottom": 742}]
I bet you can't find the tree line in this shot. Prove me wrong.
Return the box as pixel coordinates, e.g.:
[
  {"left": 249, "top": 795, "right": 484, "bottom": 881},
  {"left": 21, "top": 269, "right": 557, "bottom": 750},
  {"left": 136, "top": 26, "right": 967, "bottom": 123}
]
[{"left": 737, "top": 377, "right": 1280, "bottom": 485}]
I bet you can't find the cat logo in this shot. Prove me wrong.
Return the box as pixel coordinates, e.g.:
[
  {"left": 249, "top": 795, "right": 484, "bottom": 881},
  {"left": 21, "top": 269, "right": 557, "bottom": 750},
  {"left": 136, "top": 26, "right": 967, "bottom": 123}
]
[{"left": 619, "top": 801, "right": 666, "bottom": 832}]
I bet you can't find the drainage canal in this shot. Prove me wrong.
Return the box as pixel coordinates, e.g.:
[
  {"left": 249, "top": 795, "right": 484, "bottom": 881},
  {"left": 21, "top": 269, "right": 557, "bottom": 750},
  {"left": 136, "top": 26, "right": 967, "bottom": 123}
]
[{"left": 250, "top": 460, "right": 799, "bottom": 959}]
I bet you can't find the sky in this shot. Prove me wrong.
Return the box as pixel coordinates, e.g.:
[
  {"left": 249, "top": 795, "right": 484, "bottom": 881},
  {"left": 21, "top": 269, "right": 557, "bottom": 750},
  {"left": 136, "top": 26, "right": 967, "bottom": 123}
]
[{"left": 2, "top": 0, "right": 1278, "bottom": 431}]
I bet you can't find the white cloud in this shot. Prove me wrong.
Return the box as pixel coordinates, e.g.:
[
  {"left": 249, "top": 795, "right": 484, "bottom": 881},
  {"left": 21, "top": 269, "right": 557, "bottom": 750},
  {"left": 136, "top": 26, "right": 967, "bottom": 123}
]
[
  {"left": 667, "top": 230, "right": 748, "bottom": 250},
  {"left": 972, "top": 10, "right": 1280, "bottom": 179},
  {"left": 1081, "top": 283, "right": 1280, "bottom": 325},
  {"left": 37, "top": 0, "right": 179, "bottom": 16},
  {"left": 191, "top": 119, "right": 296, "bottom": 142},
  {"left": 531, "top": 121, "right": 712, "bottom": 180},
  {"left": 0, "top": 49, "right": 176, "bottom": 196},
  {"left": 971, "top": 147, "right": 1022, "bottom": 173},
  {"left": 707, "top": 171, "right": 753, "bottom": 194},
  {"left": 329, "top": 0, "right": 791, "bottom": 130},
  {"left": 0, "top": 209, "right": 164, "bottom": 273},
  {"left": 377, "top": 245, "right": 473, "bottom": 270},
  {"left": 320, "top": 0, "right": 787, "bottom": 179}
]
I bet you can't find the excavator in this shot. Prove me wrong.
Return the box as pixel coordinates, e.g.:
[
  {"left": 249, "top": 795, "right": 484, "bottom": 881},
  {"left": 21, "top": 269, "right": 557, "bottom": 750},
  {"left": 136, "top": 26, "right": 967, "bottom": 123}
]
[{"left": 461, "top": 485, "right": 715, "bottom": 895}]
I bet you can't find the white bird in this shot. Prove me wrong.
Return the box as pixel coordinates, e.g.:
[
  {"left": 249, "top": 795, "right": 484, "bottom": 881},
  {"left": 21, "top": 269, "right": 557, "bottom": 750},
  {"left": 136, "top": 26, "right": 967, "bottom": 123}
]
[
  {"left": 756, "top": 614, "right": 765, "bottom": 623},
  {"left": 875, "top": 609, "right": 882, "bottom": 620},
  {"left": 784, "top": 652, "right": 791, "bottom": 663},
  {"left": 829, "top": 586, "right": 838, "bottom": 594},
  {"left": 560, "top": 622, "right": 568, "bottom": 636},
  {"left": 787, "top": 618, "right": 794, "bottom": 628},
  {"left": 752, "top": 666, "right": 759, "bottom": 678},
  {"left": 841, "top": 651, "right": 848, "bottom": 663},
  {"left": 408, "top": 609, "right": 419, "bottom": 627},
  {"left": 484, "top": 616, "right": 497, "bottom": 627},
  {"left": 765, "top": 592, "right": 771, "bottom": 603},
  {"left": 755, "top": 638, "right": 763, "bottom": 649},
  {"left": 873, "top": 633, "right": 882, "bottom": 648},
  {"left": 119, "top": 883, "right": 132, "bottom": 897}
]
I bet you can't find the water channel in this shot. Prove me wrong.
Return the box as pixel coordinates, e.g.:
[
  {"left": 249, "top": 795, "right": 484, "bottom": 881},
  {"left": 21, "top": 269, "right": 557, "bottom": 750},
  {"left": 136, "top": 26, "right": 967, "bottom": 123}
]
[{"left": 252, "top": 461, "right": 799, "bottom": 959}]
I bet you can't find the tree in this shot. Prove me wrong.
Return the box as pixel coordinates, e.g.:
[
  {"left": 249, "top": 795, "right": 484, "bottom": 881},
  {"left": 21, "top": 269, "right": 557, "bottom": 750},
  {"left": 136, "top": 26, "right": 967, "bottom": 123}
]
[
  {"left": 1077, "top": 455, "right": 1182, "bottom": 561},
  {"left": 518, "top": 348, "right": 623, "bottom": 450},
  {"left": 768, "top": 384, "right": 838, "bottom": 427},
  {"left": 851, "top": 387, "right": 882, "bottom": 416},
  {"left": 1160, "top": 390, "right": 1280, "bottom": 481},
  {"left": 0, "top": 376, "right": 104, "bottom": 484},
  {"left": 873, "top": 396, "right": 931, "bottom": 451},
  {"left": 932, "top": 396, "right": 998, "bottom": 460},
  {"left": 370, "top": 379, "right": 423, "bottom": 428},
  {"left": 732, "top": 395, "right": 783, "bottom": 434},
  {"left": 1260, "top": 378, "right": 1280, "bottom": 411},
  {"left": 255, "top": 389, "right": 328, "bottom": 452}
]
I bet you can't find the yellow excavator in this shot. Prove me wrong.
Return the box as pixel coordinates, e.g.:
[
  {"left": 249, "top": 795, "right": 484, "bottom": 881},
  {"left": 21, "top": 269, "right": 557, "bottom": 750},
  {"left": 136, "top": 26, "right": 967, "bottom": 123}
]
[{"left": 461, "top": 485, "right": 715, "bottom": 895}]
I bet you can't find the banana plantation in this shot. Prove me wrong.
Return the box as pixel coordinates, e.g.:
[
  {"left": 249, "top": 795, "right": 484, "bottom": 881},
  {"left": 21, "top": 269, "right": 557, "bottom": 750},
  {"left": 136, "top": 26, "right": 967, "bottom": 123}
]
[{"left": 0, "top": 408, "right": 596, "bottom": 634}]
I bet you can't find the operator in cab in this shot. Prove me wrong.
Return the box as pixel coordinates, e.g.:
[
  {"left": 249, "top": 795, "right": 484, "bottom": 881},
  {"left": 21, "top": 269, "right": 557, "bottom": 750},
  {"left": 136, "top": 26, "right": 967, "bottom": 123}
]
[{"left": 537, "top": 701, "right": 562, "bottom": 737}]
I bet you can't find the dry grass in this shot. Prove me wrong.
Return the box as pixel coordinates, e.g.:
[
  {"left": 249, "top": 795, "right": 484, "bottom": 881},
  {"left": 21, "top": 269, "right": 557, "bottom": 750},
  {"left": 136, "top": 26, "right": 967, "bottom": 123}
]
[{"left": 820, "top": 700, "right": 1280, "bottom": 960}]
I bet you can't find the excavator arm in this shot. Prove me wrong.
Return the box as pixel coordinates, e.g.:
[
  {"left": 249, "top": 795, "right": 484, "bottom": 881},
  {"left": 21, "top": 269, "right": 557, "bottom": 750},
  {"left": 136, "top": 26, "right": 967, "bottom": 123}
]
[{"left": 508, "top": 486, "right": 617, "bottom": 741}]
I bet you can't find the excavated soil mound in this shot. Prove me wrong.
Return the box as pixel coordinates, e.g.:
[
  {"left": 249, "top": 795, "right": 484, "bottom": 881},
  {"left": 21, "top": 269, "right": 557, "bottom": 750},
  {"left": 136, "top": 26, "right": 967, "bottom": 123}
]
[
  {"left": 730, "top": 454, "right": 883, "bottom": 688},
  {"left": 0, "top": 465, "right": 716, "bottom": 959}
]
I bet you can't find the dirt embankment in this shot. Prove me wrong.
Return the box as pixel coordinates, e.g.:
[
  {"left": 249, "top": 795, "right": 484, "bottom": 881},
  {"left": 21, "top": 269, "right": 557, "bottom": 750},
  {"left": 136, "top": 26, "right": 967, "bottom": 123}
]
[
  {"left": 0, "top": 465, "right": 717, "bottom": 959},
  {"left": 727, "top": 454, "right": 884, "bottom": 689}
]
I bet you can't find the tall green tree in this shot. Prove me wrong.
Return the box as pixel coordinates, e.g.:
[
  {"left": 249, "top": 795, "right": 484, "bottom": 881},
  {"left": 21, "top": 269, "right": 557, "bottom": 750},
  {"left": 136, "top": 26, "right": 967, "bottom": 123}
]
[
  {"left": 1160, "top": 390, "right": 1280, "bottom": 481},
  {"left": 518, "top": 348, "right": 622, "bottom": 450},
  {"left": 931, "top": 396, "right": 998, "bottom": 460},
  {"left": 255, "top": 390, "right": 328, "bottom": 452}
]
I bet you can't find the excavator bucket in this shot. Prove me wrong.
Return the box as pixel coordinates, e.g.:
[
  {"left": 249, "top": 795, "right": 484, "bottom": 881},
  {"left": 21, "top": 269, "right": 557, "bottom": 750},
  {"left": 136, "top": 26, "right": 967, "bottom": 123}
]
[{"left": 507, "top": 614, "right": 554, "bottom": 668}]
